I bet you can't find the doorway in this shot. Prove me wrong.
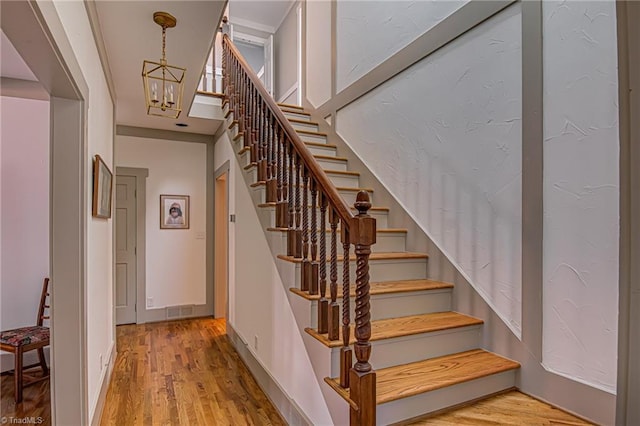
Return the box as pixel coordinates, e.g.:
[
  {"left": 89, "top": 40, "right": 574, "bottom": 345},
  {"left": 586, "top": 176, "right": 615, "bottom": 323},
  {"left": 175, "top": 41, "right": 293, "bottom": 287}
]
[
  {"left": 232, "top": 31, "right": 274, "bottom": 95},
  {"left": 214, "top": 170, "right": 229, "bottom": 319}
]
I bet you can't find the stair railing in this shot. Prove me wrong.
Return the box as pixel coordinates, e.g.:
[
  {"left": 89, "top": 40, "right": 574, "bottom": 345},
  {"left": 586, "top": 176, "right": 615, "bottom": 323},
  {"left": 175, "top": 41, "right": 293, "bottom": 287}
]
[{"left": 223, "top": 34, "right": 376, "bottom": 425}]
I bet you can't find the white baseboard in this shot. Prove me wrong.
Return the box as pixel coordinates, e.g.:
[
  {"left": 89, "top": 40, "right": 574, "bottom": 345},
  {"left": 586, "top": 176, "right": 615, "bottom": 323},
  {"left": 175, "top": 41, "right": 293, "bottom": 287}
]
[
  {"left": 90, "top": 342, "right": 116, "bottom": 426},
  {"left": 227, "top": 322, "right": 312, "bottom": 426}
]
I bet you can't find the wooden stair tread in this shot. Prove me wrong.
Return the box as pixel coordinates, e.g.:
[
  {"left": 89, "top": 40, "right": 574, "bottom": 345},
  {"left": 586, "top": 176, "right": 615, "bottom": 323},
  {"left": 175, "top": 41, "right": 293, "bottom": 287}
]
[
  {"left": 195, "top": 90, "right": 225, "bottom": 99},
  {"left": 250, "top": 181, "right": 373, "bottom": 193},
  {"left": 288, "top": 118, "right": 319, "bottom": 126},
  {"left": 277, "top": 252, "right": 428, "bottom": 263},
  {"left": 307, "top": 312, "right": 482, "bottom": 348},
  {"left": 324, "top": 169, "right": 360, "bottom": 177},
  {"left": 267, "top": 227, "right": 406, "bottom": 234},
  {"left": 314, "top": 154, "right": 348, "bottom": 162},
  {"left": 290, "top": 279, "right": 453, "bottom": 301},
  {"left": 296, "top": 129, "right": 328, "bottom": 137},
  {"left": 278, "top": 102, "right": 305, "bottom": 111},
  {"left": 257, "top": 202, "right": 389, "bottom": 212},
  {"left": 326, "top": 349, "right": 520, "bottom": 405}
]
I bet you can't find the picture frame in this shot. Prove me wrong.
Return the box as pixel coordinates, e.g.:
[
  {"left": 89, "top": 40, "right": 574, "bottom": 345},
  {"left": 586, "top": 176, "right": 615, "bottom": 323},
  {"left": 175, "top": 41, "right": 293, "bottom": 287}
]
[
  {"left": 160, "top": 195, "right": 190, "bottom": 229},
  {"left": 92, "top": 154, "right": 113, "bottom": 219}
]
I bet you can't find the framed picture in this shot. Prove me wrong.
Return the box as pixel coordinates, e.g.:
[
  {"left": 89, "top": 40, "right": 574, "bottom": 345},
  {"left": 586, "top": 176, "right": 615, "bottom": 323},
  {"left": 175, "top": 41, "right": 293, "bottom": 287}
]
[
  {"left": 160, "top": 195, "right": 190, "bottom": 229},
  {"left": 92, "top": 154, "right": 113, "bottom": 218}
]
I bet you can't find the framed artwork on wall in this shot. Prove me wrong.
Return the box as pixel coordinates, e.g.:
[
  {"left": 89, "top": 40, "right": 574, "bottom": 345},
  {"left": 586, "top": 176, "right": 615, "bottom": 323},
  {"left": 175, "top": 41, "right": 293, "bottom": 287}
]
[
  {"left": 160, "top": 195, "right": 190, "bottom": 229},
  {"left": 92, "top": 154, "right": 113, "bottom": 219}
]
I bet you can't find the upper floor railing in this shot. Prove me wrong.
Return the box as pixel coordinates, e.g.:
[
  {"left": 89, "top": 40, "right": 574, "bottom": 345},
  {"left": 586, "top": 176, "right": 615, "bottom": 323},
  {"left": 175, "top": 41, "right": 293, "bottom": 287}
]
[{"left": 222, "top": 33, "right": 377, "bottom": 425}]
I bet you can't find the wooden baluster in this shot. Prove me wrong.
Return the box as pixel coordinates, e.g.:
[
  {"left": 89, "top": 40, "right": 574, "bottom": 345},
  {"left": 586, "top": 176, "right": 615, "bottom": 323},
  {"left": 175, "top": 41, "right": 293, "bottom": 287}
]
[
  {"left": 257, "top": 101, "right": 265, "bottom": 182},
  {"left": 349, "top": 191, "right": 376, "bottom": 426},
  {"left": 328, "top": 208, "right": 340, "bottom": 341},
  {"left": 317, "top": 193, "right": 329, "bottom": 333},
  {"left": 252, "top": 88, "right": 259, "bottom": 164},
  {"left": 243, "top": 82, "right": 251, "bottom": 150},
  {"left": 276, "top": 128, "right": 287, "bottom": 228},
  {"left": 238, "top": 73, "right": 245, "bottom": 135},
  {"left": 309, "top": 179, "right": 319, "bottom": 295},
  {"left": 293, "top": 155, "right": 302, "bottom": 259},
  {"left": 340, "top": 226, "right": 352, "bottom": 389},
  {"left": 287, "top": 143, "right": 295, "bottom": 256},
  {"left": 301, "top": 166, "right": 310, "bottom": 292},
  {"left": 266, "top": 113, "right": 277, "bottom": 203}
]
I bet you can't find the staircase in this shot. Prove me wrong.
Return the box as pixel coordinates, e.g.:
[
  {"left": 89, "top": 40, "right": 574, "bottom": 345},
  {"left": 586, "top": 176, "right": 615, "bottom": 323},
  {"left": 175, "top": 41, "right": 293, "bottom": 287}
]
[{"left": 222, "top": 35, "right": 520, "bottom": 425}]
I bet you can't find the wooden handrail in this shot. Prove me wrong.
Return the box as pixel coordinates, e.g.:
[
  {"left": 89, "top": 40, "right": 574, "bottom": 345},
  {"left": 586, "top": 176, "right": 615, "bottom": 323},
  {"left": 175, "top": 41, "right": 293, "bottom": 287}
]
[
  {"left": 222, "top": 34, "right": 355, "bottom": 226},
  {"left": 223, "top": 34, "right": 377, "bottom": 425}
]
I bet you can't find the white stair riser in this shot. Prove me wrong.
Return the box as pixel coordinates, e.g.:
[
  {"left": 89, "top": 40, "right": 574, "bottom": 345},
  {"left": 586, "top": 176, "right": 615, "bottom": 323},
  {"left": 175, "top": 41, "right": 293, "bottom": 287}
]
[
  {"left": 289, "top": 258, "right": 427, "bottom": 287},
  {"left": 326, "top": 173, "right": 359, "bottom": 188},
  {"left": 307, "top": 289, "right": 452, "bottom": 328},
  {"left": 261, "top": 206, "right": 389, "bottom": 229},
  {"left": 283, "top": 110, "right": 311, "bottom": 121},
  {"left": 291, "top": 121, "right": 319, "bottom": 132},
  {"left": 329, "top": 326, "right": 481, "bottom": 374},
  {"left": 316, "top": 158, "right": 348, "bottom": 171},
  {"left": 376, "top": 370, "right": 517, "bottom": 426},
  {"left": 299, "top": 132, "right": 328, "bottom": 144},
  {"left": 307, "top": 143, "right": 336, "bottom": 157}
]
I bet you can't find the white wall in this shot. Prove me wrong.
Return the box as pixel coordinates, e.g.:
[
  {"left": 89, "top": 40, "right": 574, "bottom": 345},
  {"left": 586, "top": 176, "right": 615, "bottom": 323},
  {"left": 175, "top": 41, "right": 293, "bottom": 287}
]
[
  {"left": 336, "top": 0, "right": 467, "bottom": 92},
  {"left": 0, "top": 96, "right": 50, "bottom": 347},
  {"left": 51, "top": 1, "right": 115, "bottom": 419},
  {"left": 115, "top": 136, "right": 207, "bottom": 309},
  {"left": 214, "top": 132, "right": 333, "bottom": 425},
  {"left": 274, "top": 3, "right": 298, "bottom": 102},
  {"left": 305, "top": 0, "right": 331, "bottom": 107},
  {"left": 337, "top": 4, "right": 523, "bottom": 336},
  {"left": 542, "top": 0, "right": 619, "bottom": 393}
]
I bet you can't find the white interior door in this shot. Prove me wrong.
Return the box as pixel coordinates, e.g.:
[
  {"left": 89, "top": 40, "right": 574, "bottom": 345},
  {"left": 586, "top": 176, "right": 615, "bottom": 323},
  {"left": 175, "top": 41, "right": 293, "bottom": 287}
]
[
  {"left": 115, "top": 175, "right": 137, "bottom": 324},
  {"left": 264, "top": 34, "right": 274, "bottom": 95}
]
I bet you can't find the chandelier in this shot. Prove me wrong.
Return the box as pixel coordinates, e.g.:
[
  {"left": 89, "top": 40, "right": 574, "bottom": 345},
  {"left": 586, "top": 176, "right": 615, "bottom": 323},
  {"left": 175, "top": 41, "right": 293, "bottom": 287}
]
[{"left": 142, "top": 11, "right": 186, "bottom": 119}]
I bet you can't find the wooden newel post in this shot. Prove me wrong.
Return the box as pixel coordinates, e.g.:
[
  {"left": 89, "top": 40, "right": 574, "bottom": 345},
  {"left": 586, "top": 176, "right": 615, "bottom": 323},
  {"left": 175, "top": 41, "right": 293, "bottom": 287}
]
[{"left": 350, "top": 190, "right": 376, "bottom": 426}]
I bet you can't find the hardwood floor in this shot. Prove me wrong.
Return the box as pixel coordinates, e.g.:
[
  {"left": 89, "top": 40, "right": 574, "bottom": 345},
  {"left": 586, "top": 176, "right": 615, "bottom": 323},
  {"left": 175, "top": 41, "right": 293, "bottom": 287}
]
[
  {"left": 0, "top": 371, "right": 51, "bottom": 425},
  {"left": 405, "top": 391, "right": 594, "bottom": 426},
  {"left": 100, "top": 318, "right": 285, "bottom": 426}
]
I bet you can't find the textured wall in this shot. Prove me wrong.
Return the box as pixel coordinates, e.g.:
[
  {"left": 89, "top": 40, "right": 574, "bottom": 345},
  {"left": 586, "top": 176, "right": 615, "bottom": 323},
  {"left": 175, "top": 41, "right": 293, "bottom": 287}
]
[
  {"left": 336, "top": 0, "right": 467, "bottom": 92},
  {"left": 337, "top": 4, "right": 523, "bottom": 336},
  {"left": 116, "top": 136, "right": 207, "bottom": 309},
  {"left": 542, "top": 0, "right": 619, "bottom": 393}
]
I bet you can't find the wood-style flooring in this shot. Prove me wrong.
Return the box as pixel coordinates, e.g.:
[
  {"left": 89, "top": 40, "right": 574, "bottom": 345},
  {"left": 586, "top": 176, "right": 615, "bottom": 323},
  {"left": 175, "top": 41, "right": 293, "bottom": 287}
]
[
  {"left": 406, "top": 390, "right": 594, "bottom": 426},
  {"left": 100, "top": 318, "right": 285, "bottom": 426},
  {"left": 0, "top": 371, "right": 51, "bottom": 425}
]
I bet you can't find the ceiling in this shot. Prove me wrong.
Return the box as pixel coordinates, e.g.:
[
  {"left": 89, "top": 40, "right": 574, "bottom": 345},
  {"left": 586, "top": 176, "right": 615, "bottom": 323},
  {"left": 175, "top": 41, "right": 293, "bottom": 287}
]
[
  {"left": 94, "top": 1, "right": 226, "bottom": 135},
  {"left": 229, "top": 0, "right": 295, "bottom": 33},
  {"left": 2, "top": 1, "right": 293, "bottom": 137},
  {"left": 0, "top": 29, "right": 38, "bottom": 82}
]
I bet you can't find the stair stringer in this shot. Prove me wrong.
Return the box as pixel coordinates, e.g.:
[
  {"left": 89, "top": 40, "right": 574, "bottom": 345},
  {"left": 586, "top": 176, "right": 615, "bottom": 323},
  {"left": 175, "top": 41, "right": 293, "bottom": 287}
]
[{"left": 222, "top": 123, "right": 351, "bottom": 426}]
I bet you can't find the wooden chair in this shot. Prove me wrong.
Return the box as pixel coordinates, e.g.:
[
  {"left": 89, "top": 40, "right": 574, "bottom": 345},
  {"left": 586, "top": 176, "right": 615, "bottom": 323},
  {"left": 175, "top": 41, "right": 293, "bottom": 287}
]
[{"left": 0, "top": 278, "right": 50, "bottom": 403}]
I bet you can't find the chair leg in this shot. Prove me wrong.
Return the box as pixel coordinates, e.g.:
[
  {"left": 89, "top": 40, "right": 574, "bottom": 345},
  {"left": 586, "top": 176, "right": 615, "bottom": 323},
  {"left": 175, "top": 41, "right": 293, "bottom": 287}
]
[
  {"left": 37, "top": 348, "right": 49, "bottom": 376},
  {"left": 14, "top": 347, "right": 23, "bottom": 404}
]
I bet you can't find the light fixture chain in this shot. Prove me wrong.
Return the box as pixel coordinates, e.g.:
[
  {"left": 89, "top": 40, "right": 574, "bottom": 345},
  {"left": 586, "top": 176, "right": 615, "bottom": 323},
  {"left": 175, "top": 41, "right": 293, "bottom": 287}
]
[{"left": 162, "top": 26, "right": 167, "bottom": 62}]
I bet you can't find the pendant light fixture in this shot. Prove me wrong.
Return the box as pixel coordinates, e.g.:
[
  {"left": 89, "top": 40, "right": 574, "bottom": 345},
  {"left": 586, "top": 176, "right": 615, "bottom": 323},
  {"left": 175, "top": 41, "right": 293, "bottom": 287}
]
[{"left": 142, "top": 11, "right": 186, "bottom": 119}]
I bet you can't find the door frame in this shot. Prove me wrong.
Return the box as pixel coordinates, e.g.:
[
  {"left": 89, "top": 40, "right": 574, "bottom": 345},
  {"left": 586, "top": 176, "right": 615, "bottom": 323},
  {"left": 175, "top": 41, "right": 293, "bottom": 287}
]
[
  {"left": 214, "top": 161, "right": 230, "bottom": 320},
  {"left": 116, "top": 167, "right": 149, "bottom": 325},
  {"left": 616, "top": 1, "right": 639, "bottom": 424},
  {"left": 231, "top": 30, "right": 274, "bottom": 94},
  {"left": 2, "top": 1, "right": 90, "bottom": 423}
]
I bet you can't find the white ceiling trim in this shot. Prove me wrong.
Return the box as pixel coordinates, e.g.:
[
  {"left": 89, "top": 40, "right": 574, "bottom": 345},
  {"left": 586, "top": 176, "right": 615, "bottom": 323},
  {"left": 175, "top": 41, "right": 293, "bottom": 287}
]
[{"left": 232, "top": 16, "right": 275, "bottom": 34}]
